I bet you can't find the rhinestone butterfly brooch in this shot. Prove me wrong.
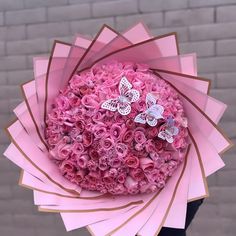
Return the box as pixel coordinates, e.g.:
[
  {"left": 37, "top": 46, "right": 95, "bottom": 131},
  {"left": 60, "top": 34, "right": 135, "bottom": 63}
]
[
  {"left": 134, "top": 93, "right": 164, "bottom": 127},
  {"left": 101, "top": 76, "right": 140, "bottom": 116},
  {"left": 158, "top": 117, "right": 179, "bottom": 143}
]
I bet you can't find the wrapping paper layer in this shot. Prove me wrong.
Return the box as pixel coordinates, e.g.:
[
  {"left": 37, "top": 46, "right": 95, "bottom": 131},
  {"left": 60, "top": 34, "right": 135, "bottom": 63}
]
[{"left": 4, "top": 23, "right": 233, "bottom": 236}]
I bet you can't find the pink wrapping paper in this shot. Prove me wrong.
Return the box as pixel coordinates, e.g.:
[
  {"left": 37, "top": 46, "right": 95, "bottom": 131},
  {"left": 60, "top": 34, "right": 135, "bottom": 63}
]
[{"left": 3, "top": 22, "right": 233, "bottom": 235}]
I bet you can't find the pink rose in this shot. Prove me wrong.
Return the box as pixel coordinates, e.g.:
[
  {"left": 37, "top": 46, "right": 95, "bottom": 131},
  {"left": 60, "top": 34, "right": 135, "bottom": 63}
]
[
  {"left": 59, "top": 159, "right": 76, "bottom": 174},
  {"left": 74, "top": 108, "right": 86, "bottom": 119},
  {"left": 55, "top": 95, "right": 70, "bottom": 110},
  {"left": 72, "top": 142, "right": 84, "bottom": 154},
  {"left": 47, "top": 133, "right": 61, "bottom": 146},
  {"left": 55, "top": 143, "right": 71, "bottom": 160},
  {"left": 92, "top": 111, "right": 105, "bottom": 122},
  {"left": 75, "top": 120, "right": 85, "bottom": 133},
  {"left": 134, "top": 130, "right": 146, "bottom": 144},
  {"left": 173, "top": 137, "right": 187, "bottom": 149},
  {"left": 115, "top": 143, "right": 128, "bottom": 158},
  {"left": 145, "top": 169, "right": 160, "bottom": 182},
  {"left": 88, "top": 171, "right": 101, "bottom": 183},
  {"left": 79, "top": 85, "right": 92, "bottom": 96},
  {"left": 76, "top": 154, "right": 89, "bottom": 169},
  {"left": 155, "top": 157, "right": 165, "bottom": 169},
  {"left": 100, "top": 137, "right": 113, "bottom": 150},
  {"left": 135, "top": 99, "right": 146, "bottom": 111},
  {"left": 135, "top": 143, "right": 144, "bottom": 151},
  {"left": 161, "top": 152, "right": 172, "bottom": 161},
  {"left": 110, "top": 184, "right": 126, "bottom": 195},
  {"left": 73, "top": 170, "right": 86, "bottom": 183},
  {"left": 60, "top": 135, "right": 71, "bottom": 144},
  {"left": 140, "top": 158, "right": 155, "bottom": 172},
  {"left": 93, "top": 125, "right": 107, "bottom": 139},
  {"left": 103, "top": 115, "right": 113, "bottom": 127},
  {"left": 99, "top": 156, "right": 108, "bottom": 163},
  {"left": 108, "top": 168, "right": 118, "bottom": 178},
  {"left": 105, "top": 146, "right": 117, "bottom": 158},
  {"left": 82, "top": 131, "right": 93, "bottom": 147},
  {"left": 132, "top": 78, "right": 145, "bottom": 90},
  {"left": 140, "top": 183, "right": 158, "bottom": 194},
  {"left": 146, "top": 127, "right": 158, "bottom": 138},
  {"left": 69, "top": 74, "right": 83, "bottom": 89},
  {"left": 125, "top": 118, "right": 135, "bottom": 129},
  {"left": 178, "top": 150, "right": 187, "bottom": 162},
  {"left": 103, "top": 171, "right": 114, "bottom": 184},
  {"left": 47, "top": 110, "right": 62, "bottom": 123},
  {"left": 81, "top": 94, "right": 99, "bottom": 109},
  {"left": 68, "top": 96, "right": 81, "bottom": 107},
  {"left": 87, "top": 159, "right": 98, "bottom": 171},
  {"left": 155, "top": 140, "right": 165, "bottom": 152},
  {"left": 159, "top": 162, "right": 168, "bottom": 173},
  {"left": 115, "top": 113, "right": 124, "bottom": 123},
  {"left": 122, "top": 130, "right": 134, "bottom": 143},
  {"left": 117, "top": 172, "right": 127, "bottom": 184},
  {"left": 64, "top": 171, "right": 75, "bottom": 181},
  {"left": 130, "top": 168, "right": 145, "bottom": 181},
  {"left": 88, "top": 148, "right": 100, "bottom": 160},
  {"left": 95, "top": 182, "right": 106, "bottom": 192},
  {"left": 110, "top": 124, "right": 122, "bottom": 140},
  {"left": 124, "top": 155, "right": 140, "bottom": 169},
  {"left": 149, "top": 152, "right": 159, "bottom": 161},
  {"left": 145, "top": 139, "right": 156, "bottom": 153},
  {"left": 167, "top": 160, "right": 178, "bottom": 176},
  {"left": 98, "top": 162, "right": 109, "bottom": 171},
  {"left": 144, "top": 77, "right": 155, "bottom": 91},
  {"left": 132, "top": 148, "right": 148, "bottom": 159},
  {"left": 108, "top": 157, "right": 122, "bottom": 168},
  {"left": 157, "top": 180, "right": 166, "bottom": 189},
  {"left": 82, "top": 180, "right": 96, "bottom": 191},
  {"left": 69, "top": 128, "right": 81, "bottom": 141}
]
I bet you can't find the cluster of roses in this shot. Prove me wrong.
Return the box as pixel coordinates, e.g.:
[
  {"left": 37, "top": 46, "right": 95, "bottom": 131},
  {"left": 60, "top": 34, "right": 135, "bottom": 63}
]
[{"left": 45, "top": 61, "right": 189, "bottom": 195}]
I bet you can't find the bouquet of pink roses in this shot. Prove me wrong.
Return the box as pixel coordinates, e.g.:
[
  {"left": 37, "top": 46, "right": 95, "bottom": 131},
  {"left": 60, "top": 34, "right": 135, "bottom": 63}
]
[{"left": 4, "top": 23, "right": 233, "bottom": 235}]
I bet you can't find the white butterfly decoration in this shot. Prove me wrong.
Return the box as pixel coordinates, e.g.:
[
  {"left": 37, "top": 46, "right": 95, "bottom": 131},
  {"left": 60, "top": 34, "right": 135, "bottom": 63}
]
[
  {"left": 158, "top": 117, "right": 179, "bottom": 143},
  {"left": 134, "top": 93, "right": 164, "bottom": 127},
  {"left": 101, "top": 76, "right": 140, "bottom": 116}
]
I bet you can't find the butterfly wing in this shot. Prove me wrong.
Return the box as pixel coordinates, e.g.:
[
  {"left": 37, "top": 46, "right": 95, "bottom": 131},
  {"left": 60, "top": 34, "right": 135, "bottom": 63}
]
[
  {"left": 165, "top": 135, "right": 174, "bottom": 143},
  {"left": 148, "top": 104, "right": 164, "bottom": 120},
  {"left": 167, "top": 117, "right": 175, "bottom": 127},
  {"left": 146, "top": 117, "right": 157, "bottom": 127},
  {"left": 134, "top": 112, "right": 147, "bottom": 124},
  {"left": 167, "top": 126, "right": 179, "bottom": 136},
  {"left": 119, "top": 76, "right": 132, "bottom": 95},
  {"left": 158, "top": 131, "right": 167, "bottom": 140},
  {"left": 125, "top": 89, "right": 140, "bottom": 103},
  {"left": 146, "top": 93, "right": 157, "bottom": 108},
  {"left": 101, "top": 99, "right": 118, "bottom": 111},
  {"left": 118, "top": 103, "right": 131, "bottom": 116},
  {"left": 158, "top": 130, "right": 174, "bottom": 143}
]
